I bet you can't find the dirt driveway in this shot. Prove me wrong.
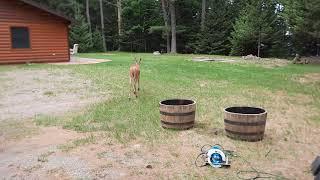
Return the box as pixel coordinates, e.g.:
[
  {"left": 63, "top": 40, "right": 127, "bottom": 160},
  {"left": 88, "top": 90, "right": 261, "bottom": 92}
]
[
  {"left": 0, "top": 68, "right": 104, "bottom": 121},
  {"left": 0, "top": 67, "right": 108, "bottom": 179}
]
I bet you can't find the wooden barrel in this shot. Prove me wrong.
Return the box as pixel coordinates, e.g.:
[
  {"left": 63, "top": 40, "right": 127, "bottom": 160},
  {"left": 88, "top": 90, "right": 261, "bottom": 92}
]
[
  {"left": 224, "top": 107, "right": 267, "bottom": 142},
  {"left": 160, "top": 99, "right": 196, "bottom": 130}
]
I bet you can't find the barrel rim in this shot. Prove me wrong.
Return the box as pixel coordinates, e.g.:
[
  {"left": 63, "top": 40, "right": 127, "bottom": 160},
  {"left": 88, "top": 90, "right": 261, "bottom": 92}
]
[
  {"left": 224, "top": 106, "right": 267, "bottom": 116},
  {"left": 159, "top": 99, "right": 196, "bottom": 107}
]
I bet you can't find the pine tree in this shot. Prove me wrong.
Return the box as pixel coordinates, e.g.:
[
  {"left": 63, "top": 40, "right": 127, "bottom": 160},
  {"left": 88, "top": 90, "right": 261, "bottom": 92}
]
[
  {"left": 70, "top": 11, "right": 93, "bottom": 53},
  {"left": 188, "top": 0, "right": 242, "bottom": 55},
  {"left": 283, "top": 0, "right": 320, "bottom": 56},
  {"left": 230, "top": 0, "right": 282, "bottom": 57},
  {"left": 92, "top": 28, "right": 104, "bottom": 52},
  {"left": 306, "top": 0, "right": 320, "bottom": 56},
  {"left": 193, "top": 0, "right": 234, "bottom": 55}
]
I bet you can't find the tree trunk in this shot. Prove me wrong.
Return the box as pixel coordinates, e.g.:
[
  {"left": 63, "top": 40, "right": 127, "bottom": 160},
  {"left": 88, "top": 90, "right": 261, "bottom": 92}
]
[
  {"left": 317, "top": 34, "right": 319, "bottom": 56},
  {"left": 201, "top": 0, "right": 206, "bottom": 31},
  {"left": 117, "top": 0, "right": 122, "bottom": 51},
  {"left": 86, "top": 0, "right": 92, "bottom": 42},
  {"left": 99, "top": 0, "right": 107, "bottom": 52},
  {"left": 161, "top": 0, "right": 170, "bottom": 53},
  {"left": 73, "top": 0, "right": 78, "bottom": 20},
  {"left": 169, "top": 0, "right": 177, "bottom": 53},
  {"left": 257, "top": 26, "right": 261, "bottom": 57}
]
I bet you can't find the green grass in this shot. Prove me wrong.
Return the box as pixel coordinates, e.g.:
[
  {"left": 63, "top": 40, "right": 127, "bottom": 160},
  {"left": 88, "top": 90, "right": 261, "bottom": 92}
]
[
  {"left": 54, "top": 52, "right": 320, "bottom": 142},
  {"left": 0, "top": 120, "right": 38, "bottom": 141},
  {"left": 4, "top": 52, "right": 318, "bottom": 142},
  {"left": 58, "top": 134, "right": 96, "bottom": 152},
  {"left": 35, "top": 114, "right": 65, "bottom": 127}
]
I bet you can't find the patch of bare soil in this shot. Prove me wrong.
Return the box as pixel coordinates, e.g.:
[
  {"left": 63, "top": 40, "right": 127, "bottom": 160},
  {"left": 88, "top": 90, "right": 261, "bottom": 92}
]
[
  {"left": 0, "top": 119, "right": 38, "bottom": 144},
  {"left": 0, "top": 69, "right": 106, "bottom": 121},
  {"left": 238, "top": 58, "right": 290, "bottom": 68},
  {"left": 1, "top": 128, "right": 206, "bottom": 179},
  {"left": 296, "top": 73, "right": 320, "bottom": 84},
  {"left": 0, "top": 127, "right": 86, "bottom": 179},
  {"left": 303, "top": 56, "right": 320, "bottom": 65},
  {"left": 250, "top": 91, "right": 320, "bottom": 179},
  {"left": 198, "top": 80, "right": 229, "bottom": 88},
  {"left": 192, "top": 56, "right": 237, "bottom": 62}
]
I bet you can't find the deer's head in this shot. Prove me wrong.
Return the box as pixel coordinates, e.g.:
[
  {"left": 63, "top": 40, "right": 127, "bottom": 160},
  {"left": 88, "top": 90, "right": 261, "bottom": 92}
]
[{"left": 133, "top": 58, "right": 142, "bottom": 65}]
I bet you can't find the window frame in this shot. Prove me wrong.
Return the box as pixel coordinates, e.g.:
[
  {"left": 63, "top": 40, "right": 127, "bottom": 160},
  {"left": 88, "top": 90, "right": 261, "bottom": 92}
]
[{"left": 10, "top": 26, "right": 31, "bottom": 50}]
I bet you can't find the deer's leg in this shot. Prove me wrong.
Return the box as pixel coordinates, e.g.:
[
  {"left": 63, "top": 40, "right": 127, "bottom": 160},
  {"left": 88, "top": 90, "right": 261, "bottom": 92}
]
[
  {"left": 129, "top": 77, "right": 133, "bottom": 99},
  {"left": 138, "top": 77, "right": 140, "bottom": 91},
  {"left": 134, "top": 81, "right": 138, "bottom": 97}
]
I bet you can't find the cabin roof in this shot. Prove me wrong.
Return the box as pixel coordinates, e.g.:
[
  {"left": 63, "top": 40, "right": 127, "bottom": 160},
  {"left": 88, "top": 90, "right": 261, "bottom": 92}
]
[{"left": 18, "top": 0, "right": 72, "bottom": 23}]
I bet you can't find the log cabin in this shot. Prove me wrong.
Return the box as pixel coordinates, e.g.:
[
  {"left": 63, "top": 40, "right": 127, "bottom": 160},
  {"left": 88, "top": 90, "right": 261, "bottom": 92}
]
[{"left": 0, "top": 0, "right": 71, "bottom": 64}]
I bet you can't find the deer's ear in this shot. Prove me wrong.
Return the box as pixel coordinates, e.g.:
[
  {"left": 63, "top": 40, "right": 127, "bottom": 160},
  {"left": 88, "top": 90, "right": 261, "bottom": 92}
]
[{"left": 139, "top": 58, "right": 142, "bottom": 64}]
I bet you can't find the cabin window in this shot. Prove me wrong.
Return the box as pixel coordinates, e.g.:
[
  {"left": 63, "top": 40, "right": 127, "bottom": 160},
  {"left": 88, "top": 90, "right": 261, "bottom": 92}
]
[{"left": 11, "top": 27, "right": 30, "bottom": 49}]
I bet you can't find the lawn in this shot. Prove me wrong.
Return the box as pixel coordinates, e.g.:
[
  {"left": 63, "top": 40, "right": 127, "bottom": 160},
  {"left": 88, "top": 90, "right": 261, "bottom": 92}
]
[
  {"left": 2, "top": 52, "right": 320, "bottom": 179},
  {"left": 53, "top": 53, "right": 320, "bottom": 140}
]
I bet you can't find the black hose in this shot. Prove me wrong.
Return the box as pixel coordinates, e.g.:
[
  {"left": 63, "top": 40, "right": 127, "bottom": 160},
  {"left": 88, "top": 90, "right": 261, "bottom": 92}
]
[
  {"left": 237, "top": 169, "right": 289, "bottom": 180},
  {"left": 194, "top": 152, "right": 208, "bottom": 167}
]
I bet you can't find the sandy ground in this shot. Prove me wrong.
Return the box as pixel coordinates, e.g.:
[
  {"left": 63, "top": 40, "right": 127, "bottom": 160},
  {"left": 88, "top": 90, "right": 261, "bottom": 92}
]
[
  {"left": 0, "top": 68, "right": 108, "bottom": 179},
  {"left": 296, "top": 73, "right": 320, "bottom": 84},
  {"left": 237, "top": 58, "right": 291, "bottom": 68},
  {"left": 0, "top": 127, "right": 83, "bottom": 179},
  {"left": 191, "top": 56, "right": 291, "bottom": 68},
  {"left": 0, "top": 68, "right": 104, "bottom": 121}
]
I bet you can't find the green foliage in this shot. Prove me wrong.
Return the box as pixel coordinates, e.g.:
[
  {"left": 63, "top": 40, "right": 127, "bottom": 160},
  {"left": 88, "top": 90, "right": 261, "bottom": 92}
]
[
  {"left": 30, "top": 0, "right": 319, "bottom": 56},
  {"left": 282, "top": 0, "right": 320, "bottom": 55},
  {"left": 92, "top": 28, "right": 104, "bottom": 52},
  {"left": 70, "top": 12, "right": 93, "bottom": 53},
  {"left": 121, "top": 0, "right": 163, "bottom": 52},
  {"left": 32, "top": 0, "right": 77, "bottom": 18},
  {"left": 230, "top": 0, "right": 283, "bottom": 57},
  {"left": 189, "top": 0, "right": 236, "bottom": 55},
  {"left": 304, "top": 1, "right": 320, "bottom": 40}
]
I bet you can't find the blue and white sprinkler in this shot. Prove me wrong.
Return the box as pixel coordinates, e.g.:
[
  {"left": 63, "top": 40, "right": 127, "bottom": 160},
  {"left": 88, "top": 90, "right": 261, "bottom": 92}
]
[{"left": 207, "top": 145, "right": 228, "bottom": 168}]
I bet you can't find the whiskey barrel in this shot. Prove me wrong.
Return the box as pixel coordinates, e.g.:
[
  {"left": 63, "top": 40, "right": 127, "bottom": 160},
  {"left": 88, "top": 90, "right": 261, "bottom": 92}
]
[
  {"left": 160, "top": 99, "right": 196, "bottom": 130},
  {"left": 224, "top": 107, "right": 267, "bottom": 142}
]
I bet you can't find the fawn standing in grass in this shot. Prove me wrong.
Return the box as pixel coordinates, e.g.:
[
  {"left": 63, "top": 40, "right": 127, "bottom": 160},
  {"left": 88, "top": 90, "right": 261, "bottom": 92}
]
[{"left": 129, "top": 58, "right": 141, "bottom": 98}]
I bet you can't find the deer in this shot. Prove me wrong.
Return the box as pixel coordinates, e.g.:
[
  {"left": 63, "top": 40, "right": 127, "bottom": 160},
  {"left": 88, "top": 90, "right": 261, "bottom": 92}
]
[{"left": 129, "top": 58, "right": 141, "bottom": 99}]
